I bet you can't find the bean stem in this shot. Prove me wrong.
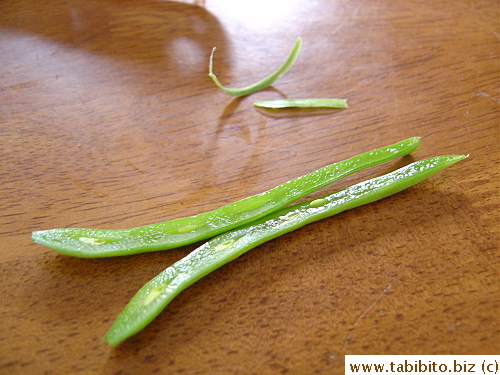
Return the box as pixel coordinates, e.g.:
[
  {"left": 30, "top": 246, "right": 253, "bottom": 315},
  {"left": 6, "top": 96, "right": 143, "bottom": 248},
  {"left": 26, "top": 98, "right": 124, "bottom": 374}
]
[
  {"left": 208, "top": 37, "right": 302, "bottom": 97},
  {"left": 254, "top": 98, "right": 348, "bottom": 109}
]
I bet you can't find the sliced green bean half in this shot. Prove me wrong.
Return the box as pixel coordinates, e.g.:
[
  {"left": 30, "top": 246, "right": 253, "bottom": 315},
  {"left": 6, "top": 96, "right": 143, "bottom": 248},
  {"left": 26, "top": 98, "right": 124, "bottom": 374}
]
[
  {"left": 104, "top": 154, "right": 467, "bottom": 346},
  {"left": 254, "top": 98, "right": 349, "bottom": 109},
  {"left": 208, "top": 37, "right": 302, "bottom": 97},
  {"left": 31, "top": 137, "right": 420, "bottom": 258}
]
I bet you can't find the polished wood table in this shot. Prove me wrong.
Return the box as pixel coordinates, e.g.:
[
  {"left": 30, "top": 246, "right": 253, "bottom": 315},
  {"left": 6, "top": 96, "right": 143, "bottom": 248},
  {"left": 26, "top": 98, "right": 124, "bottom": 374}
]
[{"left": 1, "top": 0, "right": 498, "bottom": 373}]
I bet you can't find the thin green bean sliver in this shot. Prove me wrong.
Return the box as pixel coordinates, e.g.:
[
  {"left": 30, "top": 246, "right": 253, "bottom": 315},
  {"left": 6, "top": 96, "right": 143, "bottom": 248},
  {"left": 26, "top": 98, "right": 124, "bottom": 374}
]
[
  {"left": 208, "top": 37, "right": 302, "bottom": 97},
  {"left": 254, "top": 98, "right": 349, "bottom": 109},
  {"left": 31, "top": 137, "right": 421, "bottom": 258},
  {"left": 104, "top": 154, "right": 466, "bottom": 346}
]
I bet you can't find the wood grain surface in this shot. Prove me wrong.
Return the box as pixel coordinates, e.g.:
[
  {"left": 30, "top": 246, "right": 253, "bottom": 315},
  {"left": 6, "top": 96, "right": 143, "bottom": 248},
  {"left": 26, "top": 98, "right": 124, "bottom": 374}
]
[{"left": 1, "top": 0, "right": 498, "bottom": 374}]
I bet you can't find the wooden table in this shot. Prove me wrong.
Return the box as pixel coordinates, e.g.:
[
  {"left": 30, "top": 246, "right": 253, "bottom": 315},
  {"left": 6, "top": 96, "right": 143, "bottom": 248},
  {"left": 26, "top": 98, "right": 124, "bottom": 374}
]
[{"left": 1, "top": 0, "right": 498, "bottom": 373}]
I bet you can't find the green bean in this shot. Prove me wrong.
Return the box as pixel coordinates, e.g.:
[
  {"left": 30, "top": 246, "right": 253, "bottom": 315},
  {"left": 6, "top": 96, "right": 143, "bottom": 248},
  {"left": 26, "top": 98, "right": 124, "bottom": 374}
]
[
  {"left": 254, "top": 98, "right": 349, "bottom": 109},
  {"left": 208, "top": 37, "right": 302, "bottom": 97},
  {"left": 103, "top": 154, "right": 466, "bottom": 346},
  {"left": 31, "top": 137, "right": 421, "bottom": 258}
]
